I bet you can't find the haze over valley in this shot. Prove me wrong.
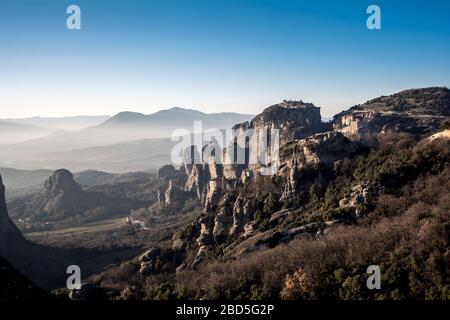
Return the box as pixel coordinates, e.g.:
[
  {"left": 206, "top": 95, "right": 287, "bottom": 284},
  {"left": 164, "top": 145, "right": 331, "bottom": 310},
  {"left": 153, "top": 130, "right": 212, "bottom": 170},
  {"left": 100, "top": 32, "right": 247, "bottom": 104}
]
[
  {"left": 1, "top": 0, "right": 450, "bottom": 305},
  {"left": 0, "top": 108, "right": 254, "bottom": 173},
  {"left": 1, "top": 86, "right": 449, "bottom": 301}
]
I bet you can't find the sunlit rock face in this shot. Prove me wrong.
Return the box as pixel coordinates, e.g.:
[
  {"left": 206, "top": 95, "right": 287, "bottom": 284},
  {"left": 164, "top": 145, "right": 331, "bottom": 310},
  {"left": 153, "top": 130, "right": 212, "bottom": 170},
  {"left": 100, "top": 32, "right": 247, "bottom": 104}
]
[
  {"left": 152, "top": 99, "right": 361, "bottom": 267},
  {"left": 161, "top": 100, "right": 334, "bottom": 266},
  {"left": 164, "top": 180, "right": 186, "bottom": 205},
  {"left": 180, "top": 100, "right": 329, "bottom": 202},
  {"left": 186, "top": 132, "right": 364, "bottom": 265},
  {"left": 278, "top": 131, "right": 365, "bottom": 173},
  {"left": 333, "top": 87, "right": 450, "bottom": 142},
  {"left": 234, "top": 100, "right": 327, "bottom": 145}
]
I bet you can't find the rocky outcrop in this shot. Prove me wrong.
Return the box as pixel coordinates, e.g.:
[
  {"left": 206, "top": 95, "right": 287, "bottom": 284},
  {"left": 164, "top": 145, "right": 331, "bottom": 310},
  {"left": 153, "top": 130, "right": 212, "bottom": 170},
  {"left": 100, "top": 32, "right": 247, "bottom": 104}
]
[
  {"left": 204, "top": 180, "right": 223, "bottom": 209},
  {"left": 138, "top": 247, "right": 162, "bottom": 275},
  {"left": 279, "top": 131, "right": 365, "bottom": 174},
  {"left": 281, "top": 160, "right": 299, "bottom": 201},
  {"left": 226, "top": 222, "right": 319, "bottom": 257},
  {"left": 212, "top": 206, "right": 231, "bottom": 241},
  {"left": 333, "top": 87, "right": 450, "bottom": 141},
  {"left": 185, "top": 164, "right": 208, "bottom": 201},
  {"left": 196, "top": 215, "right": 214, "bottom": 247},
  {"left": 158, "top": 164, "right": 187, "bottom": 185},
  {"left": 212, "top": 194, "right": 234, "bottom": 241},
  {"left": 164, "top": 180, "right": 186, "bottom": 205},
  {"left": 191, "top": 245, "right": 209, "bottom": 268},
  {"left": 229, "top": 197, "right": 254, "bottom": 237},
  {"left": 42, "top": 169, "right": 84, "bottom": 218},
  {"left": 338, "top": 183, "right": 384, "bottom": 213},
  {"left": 427, "top": 129, "right": 450, "bottom": 142},
  {"left": 125, "top": 88, "right": 450, "bottom": 278},
  {"left": 164, "top": 103, "right": 364, "bottom": 266},
  {"left": 7, "top": 169, "right": 143, "bottom": 231},
  {"left": 229, "top": 196, "right": 244, "bottom": 236},
  {"left": 235, "top": 100, "right": 328, "bottom": 145},
  {"left": 179, "top": 100, "right": 329, "bottom": 204},
  {"left": 156, "top": 189, "right": 165, "bottom": 205}
]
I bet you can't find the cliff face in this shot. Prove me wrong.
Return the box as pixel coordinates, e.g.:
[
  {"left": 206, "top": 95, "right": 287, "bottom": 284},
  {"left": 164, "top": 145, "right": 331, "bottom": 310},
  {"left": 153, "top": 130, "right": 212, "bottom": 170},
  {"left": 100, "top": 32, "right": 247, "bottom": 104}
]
[
  {"left": 279, "top": 131, "right": 365, "bottom": 171},
  {"left": 234, "top": 100, "right": 327, "bottom": 144},
  {"left": 42, "top": 169, "right": 84, "bottom": 218},
  {"left": 141, "top": 100, "right": 366, "bottom": 271},
  {"left": 187, "top": 131, "right": 364, "bottom": 267},
  {"left": 0, "top": 175, "right": 24, "bottom": 258},
  {"left": 175, "top": 100, "right": 330, "bottom": 203},
  {"left": 137, "top": 88, "right": 450, "bottom": 273},
  {"left": 333, "top": 87, "right": 450, "bottom": 141}
]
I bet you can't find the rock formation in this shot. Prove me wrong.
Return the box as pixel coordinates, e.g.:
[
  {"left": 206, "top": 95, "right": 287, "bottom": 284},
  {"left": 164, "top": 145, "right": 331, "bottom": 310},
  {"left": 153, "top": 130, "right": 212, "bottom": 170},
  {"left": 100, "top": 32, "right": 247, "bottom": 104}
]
[
  {"left": 140, "top": 100, "right": 370, "bottom": 267},
  {"left": 278, "top": 131, "right": 365, "bottom": 173},
  {"left": 338, "top": 183, "right": 384, "bottom": 211},
  {"left": 42, "top": 169, "right": 84, "bottom": 218},
  {"left": 140, "top": 89, "right": 450, "bottom": 271},
  {"left": 7, "top": 169, "right": 143, "bottom": 231},
  {"left": 138, "top": 247, "right": 162, "bottom": 274},
  {"left": 185, "top": 164, "right": 208, "bottom": 201},
  {"left": 180, "top": 101, "right": 349, "bottom": 265},
  {"left": 281, "top": 160, "right": 299, "bottom": 201},
  {"left": 235, "top": 100, "right": 328, "bottom": 144},
  {"left": 333, "top": 87, "right": 450, "bottom": 141},
  {"left": 0, "top": 174, "right": 25, "bottom": 258}
]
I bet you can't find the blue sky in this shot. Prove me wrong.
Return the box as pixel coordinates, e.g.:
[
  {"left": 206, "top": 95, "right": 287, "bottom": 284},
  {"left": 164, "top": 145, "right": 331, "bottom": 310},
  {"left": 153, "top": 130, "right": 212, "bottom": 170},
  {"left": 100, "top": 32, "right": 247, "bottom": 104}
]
[{"left": 0, "top": 0, "right": 449, "bottom": 117}]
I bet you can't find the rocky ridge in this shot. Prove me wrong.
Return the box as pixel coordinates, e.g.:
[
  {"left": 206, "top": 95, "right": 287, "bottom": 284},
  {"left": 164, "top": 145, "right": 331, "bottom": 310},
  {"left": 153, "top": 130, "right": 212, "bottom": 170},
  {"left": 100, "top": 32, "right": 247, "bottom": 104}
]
[
  {"left": 333, "top": 87, "right": 449, "bottom": 141},
  {"left": 137, "top": 87, "right": 450, "bottom": 274}
]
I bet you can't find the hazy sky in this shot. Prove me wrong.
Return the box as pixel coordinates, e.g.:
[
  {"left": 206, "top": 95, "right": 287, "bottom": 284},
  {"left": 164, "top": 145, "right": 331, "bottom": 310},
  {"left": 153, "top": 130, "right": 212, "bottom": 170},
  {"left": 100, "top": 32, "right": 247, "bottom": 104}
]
[{"left": 1, "top": 0, "right": 449, "bottom": 118}]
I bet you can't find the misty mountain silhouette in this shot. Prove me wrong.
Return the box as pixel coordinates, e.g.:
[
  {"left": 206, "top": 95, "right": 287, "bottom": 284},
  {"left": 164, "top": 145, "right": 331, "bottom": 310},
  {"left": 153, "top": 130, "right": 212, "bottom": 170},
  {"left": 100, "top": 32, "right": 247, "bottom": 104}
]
[
  {"left": 0, "top": 121, "right": 53, "bottom": 145},
  {"left": 99, "top": 107, "right": 252, "bottom": 130},
  {"left": 0, "top": 107, "right": 253, "bottom": 172}
]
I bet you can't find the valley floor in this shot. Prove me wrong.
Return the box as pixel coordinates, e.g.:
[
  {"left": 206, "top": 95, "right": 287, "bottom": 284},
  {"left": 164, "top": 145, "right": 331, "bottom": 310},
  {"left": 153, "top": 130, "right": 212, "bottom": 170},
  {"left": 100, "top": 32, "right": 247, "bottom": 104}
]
[{"left": 25, "top": 216, "right": 129, "bottom": 238}]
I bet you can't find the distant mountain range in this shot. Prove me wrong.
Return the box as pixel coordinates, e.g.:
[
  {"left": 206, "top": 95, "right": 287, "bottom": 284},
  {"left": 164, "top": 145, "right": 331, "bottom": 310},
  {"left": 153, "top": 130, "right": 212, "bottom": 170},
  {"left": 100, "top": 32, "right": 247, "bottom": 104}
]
[
  {"left": 0, "top": 121, "right": 52, "bottom": 145},
  {"left": 32, "top": 138, "right": 176, "bottom": 173},
  {"left": 90, "top": 107, "right": 254, "bottom": 142},
  {"left": 0, "top": 108, "right": 253, "bottom": 172},
  {"left": 1, "top": 108, "right": 253, "bottom": 147},
  {"left": 103, "top": 107, "right": 251, "bottom": 127},
  {"left": 1, "top": 115, "right": 110, "bottom": 132}
]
